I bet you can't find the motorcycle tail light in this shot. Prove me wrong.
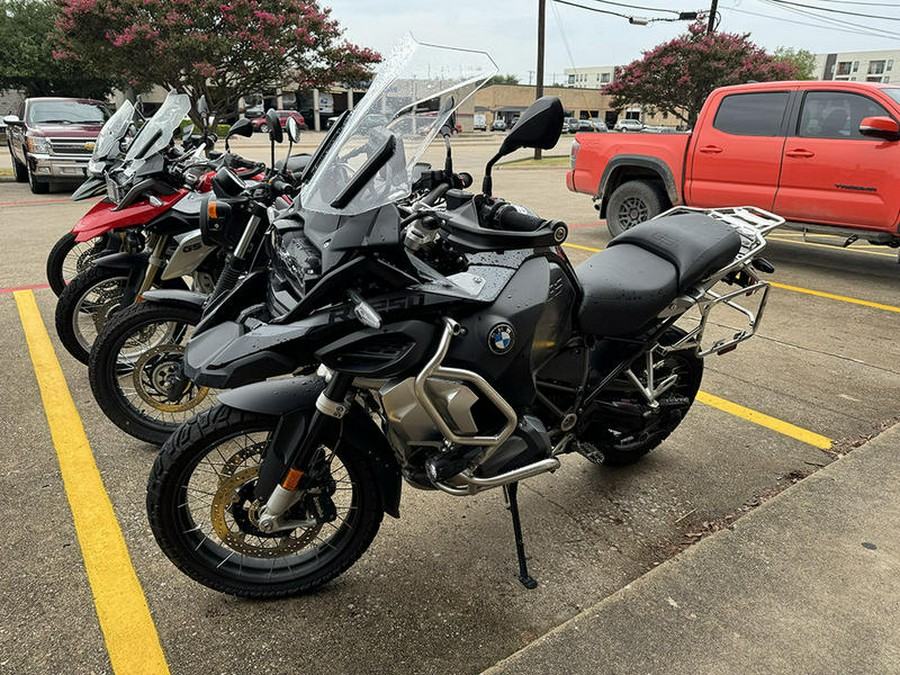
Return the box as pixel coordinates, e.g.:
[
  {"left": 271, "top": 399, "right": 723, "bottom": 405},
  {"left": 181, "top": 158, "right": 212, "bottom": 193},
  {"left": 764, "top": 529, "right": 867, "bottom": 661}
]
[{"left": 570, "top": 140, "right": 580, "bottom": 170}]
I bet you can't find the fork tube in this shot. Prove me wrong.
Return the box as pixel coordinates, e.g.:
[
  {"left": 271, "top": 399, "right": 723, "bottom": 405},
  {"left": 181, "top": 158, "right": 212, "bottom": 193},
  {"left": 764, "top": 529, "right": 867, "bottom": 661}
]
[{"left": 136, "top": 234, "right": 169, "bottom": 298}]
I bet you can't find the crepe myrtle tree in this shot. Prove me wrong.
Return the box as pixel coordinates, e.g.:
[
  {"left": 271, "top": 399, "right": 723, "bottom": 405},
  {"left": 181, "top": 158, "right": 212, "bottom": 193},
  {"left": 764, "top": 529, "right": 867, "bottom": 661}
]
[
  {"left": 52, "top": 0, "right": 379, "bottom": 126},
  {"left": 604, "top": 21, "right": 801, "bottom": 127}
]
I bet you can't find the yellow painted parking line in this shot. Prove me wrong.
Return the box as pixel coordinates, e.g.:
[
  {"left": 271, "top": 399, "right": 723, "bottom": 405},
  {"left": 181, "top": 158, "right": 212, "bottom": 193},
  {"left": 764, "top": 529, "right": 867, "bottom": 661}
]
[
  {"left": 696, "top": 391, "right": 832, "bottom": 449},
  {"left": 14, "top": 290, "right": 169, "bottom": 675},
  {"left": 770, "top": 282, "right": 900, "bottom": 314},
  {"left": 564, "top": 242, "right": 603, "bottom": 253},
  {"left": 768, "top": 235, "right": 897, "bottom": 258}
]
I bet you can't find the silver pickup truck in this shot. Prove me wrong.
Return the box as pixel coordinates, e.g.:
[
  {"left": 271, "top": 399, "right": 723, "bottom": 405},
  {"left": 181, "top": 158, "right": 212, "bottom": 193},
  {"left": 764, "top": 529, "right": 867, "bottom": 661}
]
[{"left": 4, "top": 97, "right": 111, "bottom": 194}]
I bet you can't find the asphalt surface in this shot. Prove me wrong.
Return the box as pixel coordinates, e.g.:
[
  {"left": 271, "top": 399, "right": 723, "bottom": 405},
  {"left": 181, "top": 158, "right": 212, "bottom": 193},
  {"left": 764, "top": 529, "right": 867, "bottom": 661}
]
[{"left": 0, "top": 134, "right": 898, "bottom": 674}]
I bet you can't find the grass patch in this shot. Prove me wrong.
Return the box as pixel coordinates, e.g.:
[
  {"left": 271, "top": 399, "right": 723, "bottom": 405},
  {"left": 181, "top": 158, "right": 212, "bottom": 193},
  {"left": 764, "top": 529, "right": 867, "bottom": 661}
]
[
  {"left": 497, "top": 155, "right": 569, "bottom": 168},
  {"left": 0, "top": 168, "right": 13, "bottom": 177}
]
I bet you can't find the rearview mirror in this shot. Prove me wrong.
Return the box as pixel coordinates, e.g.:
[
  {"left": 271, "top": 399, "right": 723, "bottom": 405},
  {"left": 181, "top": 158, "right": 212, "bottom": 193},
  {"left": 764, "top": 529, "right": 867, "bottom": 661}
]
[
  {"left": 182, "top": 123, "right": 195, "bottom": 141},
  {"left": 498, "top": 96, "right": 564, "bottom": 156},
  {"left": 286, "top": 116, "right": 300, "bottom": 143},
  {"left": 859, "top": 116, "right": 899, "bottom": 141},
  {"left": 226, "top": 117, "right": 253, "bottom": 139},
  {"left": 265, "top": 109, "right": 283, "bottom": 143},
  {"left": 197, "top": 95, "right": 209, "bottom": 119},
  {"left": 2, "top": 114, "right": 21, "bottom": 125}
]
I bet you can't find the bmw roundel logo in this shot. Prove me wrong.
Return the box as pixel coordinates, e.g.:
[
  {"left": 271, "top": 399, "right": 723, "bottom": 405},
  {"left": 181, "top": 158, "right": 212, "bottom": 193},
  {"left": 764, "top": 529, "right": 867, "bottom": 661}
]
[{"left": 488, "top": 323, "right": 514, "bottom": 354}]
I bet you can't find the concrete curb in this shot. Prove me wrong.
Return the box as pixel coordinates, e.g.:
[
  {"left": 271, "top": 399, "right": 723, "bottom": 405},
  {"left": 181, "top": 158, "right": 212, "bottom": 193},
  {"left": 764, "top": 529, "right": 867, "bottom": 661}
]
[{"left": 483, "top": 422, "right": 900, "bottom": 675}]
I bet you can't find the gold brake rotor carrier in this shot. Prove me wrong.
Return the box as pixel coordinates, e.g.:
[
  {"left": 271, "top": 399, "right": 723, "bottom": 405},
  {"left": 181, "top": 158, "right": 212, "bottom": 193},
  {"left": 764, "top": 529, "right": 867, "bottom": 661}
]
[
  {"left": 209, "top": 447, "right": 321, "bottom": 558},
  {"left": 132, "top": 343, "right": 210, "bottom": 412}
]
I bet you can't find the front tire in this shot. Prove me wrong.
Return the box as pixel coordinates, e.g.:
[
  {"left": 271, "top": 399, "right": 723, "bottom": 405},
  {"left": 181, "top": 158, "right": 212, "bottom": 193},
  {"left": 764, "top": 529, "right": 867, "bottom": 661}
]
[
  {"left": 27, "top": 162, "right": 50, "bottom": 194},
  {"left": 605, "top": 180, "right": 667, "bottom": 238},
  {"left": 259, "top": 123, "right": 270, "bottom": 133},
  {"left": 89, "top": 301, "right": 214, "bottom": 445},
  {"left": 46, "top": 232, "right": 109, "bottom": 297},
  {"left": 55, "top": 265, "right": 130, "bottom": 363},
  {"left": 11, "top": 148, "right": 27, "bottom": 182},
  {"left": 147, "top": 405, "right": 384, "bottom": 598}
]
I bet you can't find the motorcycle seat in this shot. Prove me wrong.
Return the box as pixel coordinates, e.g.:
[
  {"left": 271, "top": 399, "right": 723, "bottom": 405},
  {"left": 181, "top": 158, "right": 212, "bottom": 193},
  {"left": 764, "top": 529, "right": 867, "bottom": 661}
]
[
  {"left": 275, "top": 154, "right": 312, "bottom": 174},
  {"left": 575, "top": 215, "right": 742, "bottom": 337},
  {"left": 608, "top": 214, "right": 741, "bottom": 291}
]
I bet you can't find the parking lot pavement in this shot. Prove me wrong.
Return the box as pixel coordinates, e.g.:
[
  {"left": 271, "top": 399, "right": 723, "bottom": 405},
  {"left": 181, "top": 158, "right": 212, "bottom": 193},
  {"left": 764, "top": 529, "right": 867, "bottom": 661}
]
[{"left": 1, "top": 158, "right": 898, "bottom": 674}]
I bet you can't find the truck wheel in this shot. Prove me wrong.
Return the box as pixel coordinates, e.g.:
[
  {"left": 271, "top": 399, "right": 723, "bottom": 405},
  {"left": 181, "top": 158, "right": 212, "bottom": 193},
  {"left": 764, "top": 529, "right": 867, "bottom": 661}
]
[
  {"left": 27, "top": 163, "right": 50, "bottom": 194},
  {"left": 606, "top": 180, "right": 667, "bottom": 238},
  {"left": 11, "top": 147, "right": 27, "bottom": 183}
]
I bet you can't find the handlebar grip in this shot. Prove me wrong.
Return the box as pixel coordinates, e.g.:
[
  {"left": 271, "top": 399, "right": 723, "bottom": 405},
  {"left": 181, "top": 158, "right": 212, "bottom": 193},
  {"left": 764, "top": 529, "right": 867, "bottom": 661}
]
[
  {"left": 485, "top": 202, "right": 569, "bottom": 244},
  {"left": 270, "top": 179, "right": 293, "bottom": 196}
]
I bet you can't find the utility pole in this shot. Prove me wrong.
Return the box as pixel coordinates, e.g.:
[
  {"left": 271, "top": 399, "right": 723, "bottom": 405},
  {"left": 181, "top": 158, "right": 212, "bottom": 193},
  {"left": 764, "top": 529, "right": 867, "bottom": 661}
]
[
  {"left": 707, "top": 0, "right": 718, "bottom": 34},
  {"left": 535, "top": 0, "right": 546, "bottom": 160}
]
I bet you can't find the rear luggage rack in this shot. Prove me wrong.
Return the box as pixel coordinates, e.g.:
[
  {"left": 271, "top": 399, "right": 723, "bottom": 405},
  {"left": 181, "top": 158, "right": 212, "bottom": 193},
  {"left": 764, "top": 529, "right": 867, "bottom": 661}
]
[{"left": 653, "top": 206, "right": 784, "bottom": 358}]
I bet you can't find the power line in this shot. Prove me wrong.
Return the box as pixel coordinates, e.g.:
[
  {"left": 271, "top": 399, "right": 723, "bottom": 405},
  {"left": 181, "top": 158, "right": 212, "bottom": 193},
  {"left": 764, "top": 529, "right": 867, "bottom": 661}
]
[
  {"left": 765, "top": 0, "right": 900, "bottom": 21},
  {"left": 758, "top": 0, "right": 900, "bottom": 38},
  {"left": 551, "top": 0, "right": 634, "bottom": 20},
  {"left": 813, "top": 0, "right": 900, "bottom": 5},
  {"left": 724, "top": 4, "right": 900, "bottom": 39},
  {"left": 579, "top": 0, "right": 684, "bottom": 15}
]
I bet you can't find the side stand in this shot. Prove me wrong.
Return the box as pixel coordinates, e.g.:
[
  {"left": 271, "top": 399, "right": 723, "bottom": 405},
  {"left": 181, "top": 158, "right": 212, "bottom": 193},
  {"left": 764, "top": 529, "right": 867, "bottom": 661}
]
[{"left": 504, "top": 482, "right": 538, "bottom": 589}]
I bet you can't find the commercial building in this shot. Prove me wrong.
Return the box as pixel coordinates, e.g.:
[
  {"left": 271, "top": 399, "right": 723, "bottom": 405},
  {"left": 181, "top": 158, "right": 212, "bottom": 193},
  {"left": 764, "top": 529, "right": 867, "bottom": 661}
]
[{"left": 815, "top": 49, "right": 899, "bottom": 85}]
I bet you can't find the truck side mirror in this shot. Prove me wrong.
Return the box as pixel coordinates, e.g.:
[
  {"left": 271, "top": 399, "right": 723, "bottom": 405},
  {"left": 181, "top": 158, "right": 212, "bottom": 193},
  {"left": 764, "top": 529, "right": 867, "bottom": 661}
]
[
  {"left": 3, "top": 114, "right": 22, "bottom": 125},
  {"left": 859, "top": 116, "right": 899, "bottom": 141}
]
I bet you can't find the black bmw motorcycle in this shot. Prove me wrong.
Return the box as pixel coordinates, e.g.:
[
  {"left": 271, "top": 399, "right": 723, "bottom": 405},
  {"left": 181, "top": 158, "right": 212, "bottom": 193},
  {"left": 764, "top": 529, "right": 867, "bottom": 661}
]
[{"left": 146, "top": 38, "right": 782, "bottom": 598}]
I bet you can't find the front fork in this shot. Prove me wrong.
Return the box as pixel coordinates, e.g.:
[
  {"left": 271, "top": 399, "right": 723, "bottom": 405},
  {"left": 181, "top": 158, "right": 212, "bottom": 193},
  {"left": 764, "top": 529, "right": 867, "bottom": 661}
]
[
  {"left": 256, "top": 372, "right": 354, "bottom": 533},
  {"left": 122, "top": 233, "right": 168, "bottom": 306}
]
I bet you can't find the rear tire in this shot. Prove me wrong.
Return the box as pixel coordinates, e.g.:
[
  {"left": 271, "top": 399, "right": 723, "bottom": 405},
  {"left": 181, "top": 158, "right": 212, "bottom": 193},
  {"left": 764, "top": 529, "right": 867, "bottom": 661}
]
[
  {"left": 577, "top": 328, "right": 703, "bottom": 467},
  {"left": 55, "top": 265, "right": 130, "bottom": 364},
  {"left": 147, "top": 405, "right": 384, "bottom": 598},
  {"left": 90, "top": 301, "right": 212, "bottom": 445},
  {"left": 605, "top": 180, "right": 667, "bottom": 238}
]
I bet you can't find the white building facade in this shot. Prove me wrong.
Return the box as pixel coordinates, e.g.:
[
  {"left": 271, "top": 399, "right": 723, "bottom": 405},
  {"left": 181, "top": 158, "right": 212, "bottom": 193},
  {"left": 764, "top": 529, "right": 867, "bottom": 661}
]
[
  {"left": 815, "top": 49, "right": 899, "bottom": 85},
  {"left": 563, "top": 66, "right": 618, "bottom": 89}
]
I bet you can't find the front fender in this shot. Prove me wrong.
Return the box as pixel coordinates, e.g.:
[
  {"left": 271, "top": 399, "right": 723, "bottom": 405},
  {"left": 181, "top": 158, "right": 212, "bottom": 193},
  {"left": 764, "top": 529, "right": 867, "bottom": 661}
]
[
  {"left": 139, "top": 289, "right": 207, "bottom": 312},
  {"left": 219, "top": 377, "right": 402, "bottom": 517},
  {"left": 92, "top": 250, "right": 150, "bottom": 271}
]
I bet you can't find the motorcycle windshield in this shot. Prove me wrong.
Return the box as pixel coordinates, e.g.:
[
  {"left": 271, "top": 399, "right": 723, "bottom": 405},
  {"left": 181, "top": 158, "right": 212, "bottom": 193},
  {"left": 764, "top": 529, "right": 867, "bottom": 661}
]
[
  {"left": 300, "top": 35, "right": 497, "bottom": 216},
  {"left": 93, "top": 100, "right": 135, "bottom": 161},
  {"left": 125, "top": 92, "right": 191, "bottom": 163}
]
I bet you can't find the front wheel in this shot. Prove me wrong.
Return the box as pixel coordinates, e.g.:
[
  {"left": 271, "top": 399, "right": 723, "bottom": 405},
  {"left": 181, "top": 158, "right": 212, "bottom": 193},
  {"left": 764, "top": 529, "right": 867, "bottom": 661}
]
[
  {"left": 259, "top": 123, "right": 270, "bottom": 133},
  {"left": 147, "top": 405, "right": 384, "bottom": 598},
  {"left": 11, "top": 148, "right": 27, "bottom": 183},
  {"left": 46, "top": 232, "right": 110, "bottom": 297},
  {"left": 89, "top": 301, "right": 215, "bottom": 445},
  {"left": 605, "top": 180, "right": 667, "bottom": 238},
  {"left": 54, "top": 265, "right": 130, "bottom": 363},
  {"left": 27, "top": 162, "right": 50, "bottom": 194}
]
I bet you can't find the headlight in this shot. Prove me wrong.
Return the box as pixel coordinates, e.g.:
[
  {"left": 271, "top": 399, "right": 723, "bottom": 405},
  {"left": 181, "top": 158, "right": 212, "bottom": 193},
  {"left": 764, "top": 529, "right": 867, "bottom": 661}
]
[
  {"left": 105, "top": 175, "right": 122, "bottom": 204},
  {"left": 27, "top": 137, "right": 52, "bottom": 154}
]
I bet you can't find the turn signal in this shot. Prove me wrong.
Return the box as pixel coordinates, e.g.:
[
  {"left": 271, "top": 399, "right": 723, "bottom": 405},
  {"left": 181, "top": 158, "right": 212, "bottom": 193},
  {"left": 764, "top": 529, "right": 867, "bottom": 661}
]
[{"left": 207, "top": 199, "right": 218, "bottom": 220}]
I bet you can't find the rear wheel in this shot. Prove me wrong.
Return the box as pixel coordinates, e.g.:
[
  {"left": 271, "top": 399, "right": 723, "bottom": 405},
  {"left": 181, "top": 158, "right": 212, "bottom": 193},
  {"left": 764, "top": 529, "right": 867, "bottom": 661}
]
[
  {"left": 46, "top": 232, "right": 109, "bottom": 297},
  {"left": 147, "top": 405, "right": 384, "bottom": 598},
  {"left": 55, "top": 265, "right": 130, "bottom": 363},
  {"left": 90, "top": 301, "right": 215, "bottom": 445},
  {"left": 577, "top": 328, "right": 703, "bottom": 467},
  {"left": 259, "top": 123, "right": 270, "bottom": 133},
  {"left": 605, "top": 180, "right": 667, "bottom": 238}
]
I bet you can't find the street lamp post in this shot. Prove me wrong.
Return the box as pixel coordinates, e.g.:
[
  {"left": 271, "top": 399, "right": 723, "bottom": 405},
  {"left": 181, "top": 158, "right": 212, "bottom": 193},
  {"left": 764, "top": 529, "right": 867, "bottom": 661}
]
[{"left": 534, "top": 0, "right": 546, "bottom": 160}]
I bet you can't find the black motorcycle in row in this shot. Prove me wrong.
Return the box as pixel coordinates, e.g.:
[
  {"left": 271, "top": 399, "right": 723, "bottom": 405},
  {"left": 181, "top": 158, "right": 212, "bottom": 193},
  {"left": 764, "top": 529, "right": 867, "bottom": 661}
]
[
  {"left": 145, "top": 38, "right": 782, "bottom": 598},
  {"left": 87, "top": 111, "right": 313, "bottom": 443}
]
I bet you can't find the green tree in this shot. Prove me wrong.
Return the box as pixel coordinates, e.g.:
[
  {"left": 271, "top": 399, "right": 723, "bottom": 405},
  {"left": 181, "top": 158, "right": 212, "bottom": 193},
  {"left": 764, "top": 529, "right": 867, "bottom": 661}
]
[
  {"left": 0, "top": 0, "right": 115, "bottom": 99},
  {"left": 773, "top": 47, "right": 816, "bottom": 80},
  {"left": 53, "top": 0, "right": 379, "bottom": 125},
  {"left": 605, "top": 21, "right": 802, "bottom": 126},
  {"left": 487, "top": 74, "right": 520, "bottom": 86}
]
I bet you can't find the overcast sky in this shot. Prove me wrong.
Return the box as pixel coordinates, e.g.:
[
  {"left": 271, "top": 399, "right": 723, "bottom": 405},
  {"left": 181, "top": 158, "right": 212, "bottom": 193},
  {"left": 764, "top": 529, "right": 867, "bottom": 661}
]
[{"left": 324, "top": 0, "right": 900, "bottom": 83}]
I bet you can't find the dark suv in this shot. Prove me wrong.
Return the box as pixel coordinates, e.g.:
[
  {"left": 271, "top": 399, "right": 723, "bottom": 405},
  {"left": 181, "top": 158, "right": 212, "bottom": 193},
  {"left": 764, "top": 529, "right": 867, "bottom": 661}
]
[{"left": 4, "top": 97, "right": 112, "bottom": 194}]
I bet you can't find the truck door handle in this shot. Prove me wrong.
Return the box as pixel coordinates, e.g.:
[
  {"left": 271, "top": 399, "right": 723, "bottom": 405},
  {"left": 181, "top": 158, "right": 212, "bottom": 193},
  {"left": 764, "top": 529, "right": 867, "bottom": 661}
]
[
  {"left": 699, "top": 145, "right": 723, "bottom": 154},
  {"left": 785, "top": 149, "right": 815, "bottom": 158}
]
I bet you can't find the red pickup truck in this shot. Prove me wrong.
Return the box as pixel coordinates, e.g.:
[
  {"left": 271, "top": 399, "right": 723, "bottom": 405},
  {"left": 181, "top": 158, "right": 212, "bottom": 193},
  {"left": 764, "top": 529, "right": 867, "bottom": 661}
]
[{"left": 567, "top": 81, "right": 900, "bottom": 248}]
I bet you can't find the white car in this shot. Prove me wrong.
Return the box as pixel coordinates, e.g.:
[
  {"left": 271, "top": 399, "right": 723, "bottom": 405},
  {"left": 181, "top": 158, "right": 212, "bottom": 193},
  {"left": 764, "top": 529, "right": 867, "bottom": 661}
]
[{"left": 614, "top": 118, "right": 644, "bottom": 132}]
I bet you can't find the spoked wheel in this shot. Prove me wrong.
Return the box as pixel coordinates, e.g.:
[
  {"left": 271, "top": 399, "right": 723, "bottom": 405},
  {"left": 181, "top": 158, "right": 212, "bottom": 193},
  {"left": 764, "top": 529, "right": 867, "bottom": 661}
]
[
  {"left": 89, "top": 302, "right": 215, "bottom": 445},
  {"left": 46, "top": 232, "right": 110, "bottom": 296},
  {"left": 55, "top": 265, "right": 130, "bottom": 364},
  {"left": 577, "top": 328, "right": 703, "bottom": 466},
  {"left": 147, "top": 405, "right": 384, "bottom": 598}
]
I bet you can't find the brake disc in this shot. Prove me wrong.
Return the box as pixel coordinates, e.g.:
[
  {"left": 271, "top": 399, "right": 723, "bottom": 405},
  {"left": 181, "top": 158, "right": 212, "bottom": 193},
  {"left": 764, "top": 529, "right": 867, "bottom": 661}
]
[
  {"left": 209, "top": 454, "right": 321, "bottom": 558},
  {"left": 132, "top": 344, "right": 209, "bottom": 412}
]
